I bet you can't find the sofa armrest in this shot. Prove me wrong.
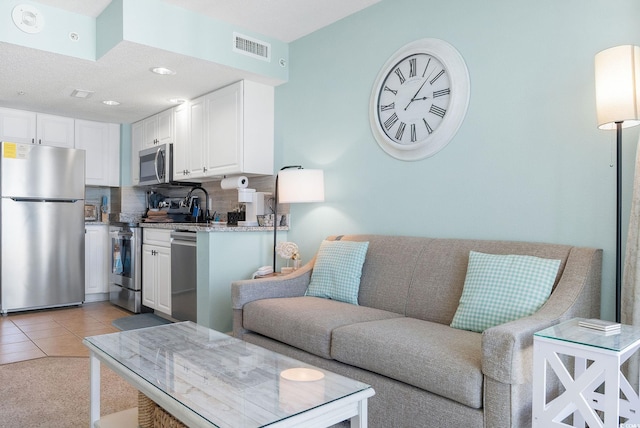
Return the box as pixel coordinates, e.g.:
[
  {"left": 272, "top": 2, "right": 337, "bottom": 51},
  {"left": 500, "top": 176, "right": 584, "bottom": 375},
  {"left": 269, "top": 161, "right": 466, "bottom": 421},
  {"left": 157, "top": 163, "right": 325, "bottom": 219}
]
[
  {"left": 482, "top": 247, "right": 602, "bottom": 385},
  {"left": 231, "top": 263, "right": 312, "bottom": 309},
  {"left": 231, "top": 263, "right": 313, "bottom": 338}
]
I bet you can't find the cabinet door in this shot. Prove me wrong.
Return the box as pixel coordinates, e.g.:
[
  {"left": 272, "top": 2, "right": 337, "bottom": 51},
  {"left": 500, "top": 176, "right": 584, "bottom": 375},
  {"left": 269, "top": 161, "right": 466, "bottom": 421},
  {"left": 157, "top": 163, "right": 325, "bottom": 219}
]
[
  {"left": 0, "top": 108, "right": 36, "bottom": 144},
  {"left": 188, "top": 96, "right": 206, "bottom": 178},
  {"left": 142, "top": 244, "right": 157, "bottom": 309},
  {"left": 85, "top": 226, "right": 108, "bottom": 294},
  {"left": 75, "top": 120, "right": 110, "bottom": 186},
  {"left": 173, "top": 103, "right": 189, "bottom": 180},
  {"left": 106, "top": 123, "right": 120, "bottom": 186},
  {"left": 155, "top": 246, "right": 172, "bottom": 315},
  {"left": 37, "top": 114, "right": 74, "bottom": 148},
  {"left": 142, "top": 116, "right": 158, "bottom": 148},
  {"left": 204, "top": 83, "right": 243, "bottom": 176},
  {"left": 157, "top": 109, "right": 174, "bottom": 145},
  {"left": 131, "top": 121, "right": 143, "bottom": 185}
]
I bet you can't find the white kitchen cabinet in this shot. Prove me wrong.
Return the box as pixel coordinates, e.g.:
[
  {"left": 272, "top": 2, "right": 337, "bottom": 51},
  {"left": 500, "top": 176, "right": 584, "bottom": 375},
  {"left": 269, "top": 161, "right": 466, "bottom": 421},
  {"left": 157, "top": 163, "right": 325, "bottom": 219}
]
[
  {"left": 172, "top": 101, "right": 192, "bottom": 181},
  {"left": 139, "top": 109, "right": 174, "bottom": 149},
  {"left": 173, "top": 80, "right": 274, "bottom": 182},
  {"left": 0, "top": 108, "right": 74, "bottom": 148},
  {"left": 131, "top": 121, "right": 143, "bottom": 185},
  {"left": 0, "top": 108, "right": 35, "bottom": 144},
  {"left": 188, "top": 96, "right": 206, "bottom": 178},
  {"left": 75, "top": 120, "right": 120, "bottom": 186},
  {"left": 37, "top": 114, "right": 75, "bottom": 148},
  {"left": 142, "top": 229, "right": 171, "bottom": 315},
  {"left": 85, "top": 225, "right": 109, "bottom": 299}
]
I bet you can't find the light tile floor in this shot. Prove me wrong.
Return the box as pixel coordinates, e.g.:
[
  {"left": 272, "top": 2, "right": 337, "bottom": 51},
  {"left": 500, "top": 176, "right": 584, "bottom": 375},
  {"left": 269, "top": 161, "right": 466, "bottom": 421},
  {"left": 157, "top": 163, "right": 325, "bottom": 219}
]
[{"left": 0, "top": 301, "right": 131, "bottom": 365}]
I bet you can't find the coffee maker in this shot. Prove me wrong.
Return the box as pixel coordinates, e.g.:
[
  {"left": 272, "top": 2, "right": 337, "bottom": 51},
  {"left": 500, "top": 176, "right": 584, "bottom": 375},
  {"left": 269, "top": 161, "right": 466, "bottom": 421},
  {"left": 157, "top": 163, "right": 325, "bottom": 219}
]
[{"left": 237, "top": 189, "right": 270, "bottom": 226}]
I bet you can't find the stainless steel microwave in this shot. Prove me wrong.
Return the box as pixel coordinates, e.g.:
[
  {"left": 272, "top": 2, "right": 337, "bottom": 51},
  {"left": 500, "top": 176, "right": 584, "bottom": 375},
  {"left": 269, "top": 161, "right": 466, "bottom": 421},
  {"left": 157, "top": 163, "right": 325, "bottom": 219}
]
[{"left": 139, "top": 143, "right": 173, "bottom": 186}]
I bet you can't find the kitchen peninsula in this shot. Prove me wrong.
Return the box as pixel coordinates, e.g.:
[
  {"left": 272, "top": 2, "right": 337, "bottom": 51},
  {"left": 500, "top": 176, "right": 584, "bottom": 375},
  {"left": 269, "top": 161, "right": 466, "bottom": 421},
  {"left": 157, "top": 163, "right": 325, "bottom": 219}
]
[{"left": 140, "top": 222, "right": 288, "bottom": 334}]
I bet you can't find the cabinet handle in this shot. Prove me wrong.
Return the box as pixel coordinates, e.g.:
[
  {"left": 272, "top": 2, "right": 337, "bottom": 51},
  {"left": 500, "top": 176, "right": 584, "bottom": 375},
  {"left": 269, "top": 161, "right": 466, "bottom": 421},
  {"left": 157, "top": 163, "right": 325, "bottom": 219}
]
[
  {"left": 38, "top": 139, "right": 42, "bottom": 145},
  {"left": 31, "top": 138, "right": 35, "bottom": 144},
  {"left": 203, "top": 167, "right": 207, "bottom": 172}
]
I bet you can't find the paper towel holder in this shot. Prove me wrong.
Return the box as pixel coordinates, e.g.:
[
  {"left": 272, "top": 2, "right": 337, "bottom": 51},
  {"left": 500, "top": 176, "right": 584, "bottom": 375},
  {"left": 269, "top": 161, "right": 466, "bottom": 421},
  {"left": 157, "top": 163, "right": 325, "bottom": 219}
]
[{"left": 272, "top": 166, "right": 325, "bottom": 272}]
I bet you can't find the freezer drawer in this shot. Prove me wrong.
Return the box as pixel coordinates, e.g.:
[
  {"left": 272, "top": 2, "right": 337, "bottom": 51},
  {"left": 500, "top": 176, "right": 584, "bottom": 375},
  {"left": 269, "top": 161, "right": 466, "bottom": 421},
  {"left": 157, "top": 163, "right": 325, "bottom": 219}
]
[{"left": 1, "top": 198, "right": 85, "bottom": 313}]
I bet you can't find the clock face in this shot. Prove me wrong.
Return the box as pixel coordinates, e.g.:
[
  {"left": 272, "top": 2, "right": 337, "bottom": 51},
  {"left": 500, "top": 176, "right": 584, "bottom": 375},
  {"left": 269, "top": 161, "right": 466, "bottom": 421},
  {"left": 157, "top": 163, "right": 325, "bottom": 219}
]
[
  {"left": 369, "top": 39, "right": 470, "bottom": 161},
  {"left": 377, "top": 53, "right": 450, "bottom": 145}
]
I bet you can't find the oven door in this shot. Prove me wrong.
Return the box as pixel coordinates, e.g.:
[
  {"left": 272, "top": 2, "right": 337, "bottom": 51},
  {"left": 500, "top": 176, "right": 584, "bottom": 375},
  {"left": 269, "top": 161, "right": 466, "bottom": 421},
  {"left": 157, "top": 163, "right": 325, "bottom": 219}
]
[
  {"left": 139, "top": 144, "right": 170, "bottom": 186},
  {"left": 109, "top": 226, "right": 141, "bottom": 291}
]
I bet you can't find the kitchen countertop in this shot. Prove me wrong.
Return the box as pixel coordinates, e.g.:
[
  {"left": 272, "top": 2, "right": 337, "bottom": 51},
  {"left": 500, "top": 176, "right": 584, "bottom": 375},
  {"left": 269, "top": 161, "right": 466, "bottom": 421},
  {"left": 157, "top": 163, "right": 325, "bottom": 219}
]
[{"left": 139, "top": 222, "right": 288, "bottom": 232}]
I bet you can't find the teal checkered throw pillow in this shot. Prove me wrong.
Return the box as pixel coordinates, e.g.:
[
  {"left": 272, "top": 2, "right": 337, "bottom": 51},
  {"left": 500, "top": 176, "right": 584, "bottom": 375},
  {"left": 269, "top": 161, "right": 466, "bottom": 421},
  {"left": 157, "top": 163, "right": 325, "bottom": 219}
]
[
  {"left": 450, "top": 251, "right": 561, "bottom": 333},
  {"left": 306, "top": 240, "right": 369, "bottom": 305}
]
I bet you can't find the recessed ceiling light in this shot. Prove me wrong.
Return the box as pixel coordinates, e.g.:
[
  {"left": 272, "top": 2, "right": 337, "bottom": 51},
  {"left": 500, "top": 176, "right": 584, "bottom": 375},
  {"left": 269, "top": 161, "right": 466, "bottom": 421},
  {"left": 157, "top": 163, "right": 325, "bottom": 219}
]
[
  {"left": 150, "top": 67, "right": 176, "bottom": 75},
  {"left": 102, "top": 100, "right": 120, "bottom": 106},
  {"left": 70, "top": 89, "right": 94, "bottom": 99},
  {"left": 168, "top": 98, "right": 187, "bottom": 104}
]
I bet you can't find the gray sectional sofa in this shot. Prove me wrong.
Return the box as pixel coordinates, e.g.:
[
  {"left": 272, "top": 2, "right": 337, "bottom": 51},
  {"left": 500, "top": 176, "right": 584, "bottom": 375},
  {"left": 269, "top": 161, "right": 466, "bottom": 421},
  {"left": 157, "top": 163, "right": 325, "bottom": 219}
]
[{"left": 231, "top": 234, "right": 602, "bottom": 427}]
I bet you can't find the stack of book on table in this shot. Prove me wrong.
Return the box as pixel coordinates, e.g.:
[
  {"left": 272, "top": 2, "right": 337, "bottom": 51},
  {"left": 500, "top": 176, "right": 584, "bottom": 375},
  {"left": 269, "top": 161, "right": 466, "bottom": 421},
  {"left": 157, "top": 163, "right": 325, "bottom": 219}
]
[{"left": 578, "top": 318, "right": 621, "bottom": 334}]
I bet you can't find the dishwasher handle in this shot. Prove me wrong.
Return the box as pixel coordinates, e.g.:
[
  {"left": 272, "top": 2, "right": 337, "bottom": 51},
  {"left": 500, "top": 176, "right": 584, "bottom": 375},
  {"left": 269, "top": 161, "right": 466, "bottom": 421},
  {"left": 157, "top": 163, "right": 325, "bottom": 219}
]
[{"left": 171, "top": 231, "right": 197, "bottom": 243}]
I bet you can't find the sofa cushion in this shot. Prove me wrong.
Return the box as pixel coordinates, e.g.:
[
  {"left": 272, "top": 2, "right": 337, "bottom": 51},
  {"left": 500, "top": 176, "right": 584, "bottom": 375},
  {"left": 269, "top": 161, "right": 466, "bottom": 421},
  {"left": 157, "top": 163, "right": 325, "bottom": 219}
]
[
  {"left": 451, "top": 251, "right": 561, "bottom": 332},
  {"left": 243, "top": 296, "right": 402, "bottom": 359},
  {"left": 331, "top": 317, "right": 484, "bottom": 408},
  {"left": 306, "top": 240, "right": 369, "bottom": 305}
]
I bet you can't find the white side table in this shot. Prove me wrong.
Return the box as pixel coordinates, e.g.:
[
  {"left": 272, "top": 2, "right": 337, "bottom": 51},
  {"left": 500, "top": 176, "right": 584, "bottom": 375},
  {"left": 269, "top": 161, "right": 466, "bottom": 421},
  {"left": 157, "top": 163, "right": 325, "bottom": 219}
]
[{"left": 533, "top": 318, "right": 640, "bottom": 428}]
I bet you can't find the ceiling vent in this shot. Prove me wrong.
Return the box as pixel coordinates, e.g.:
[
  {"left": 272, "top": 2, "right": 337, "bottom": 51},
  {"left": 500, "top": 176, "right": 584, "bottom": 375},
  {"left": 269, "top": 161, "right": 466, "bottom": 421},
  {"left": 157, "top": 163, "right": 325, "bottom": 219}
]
[{"left": 233, "top": 33, "right": 271, "bottom": 62}]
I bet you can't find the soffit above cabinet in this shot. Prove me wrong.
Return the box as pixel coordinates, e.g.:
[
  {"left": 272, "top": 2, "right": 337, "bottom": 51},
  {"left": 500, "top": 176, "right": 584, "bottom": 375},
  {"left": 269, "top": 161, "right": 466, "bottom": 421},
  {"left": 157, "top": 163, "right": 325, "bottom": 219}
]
[{"left": 0, "top": 0, "right": 380, "bottom": 124}]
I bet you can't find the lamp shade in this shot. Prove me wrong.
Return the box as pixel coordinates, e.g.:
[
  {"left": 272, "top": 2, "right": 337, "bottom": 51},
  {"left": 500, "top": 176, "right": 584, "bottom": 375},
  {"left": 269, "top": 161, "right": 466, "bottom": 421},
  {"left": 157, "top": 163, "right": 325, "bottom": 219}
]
[
  {"left": 278, "top": 169, "right": 324, "bottom": 203},
  {"left": 595, "top": 45, "right": 640, "bottom": 130}
]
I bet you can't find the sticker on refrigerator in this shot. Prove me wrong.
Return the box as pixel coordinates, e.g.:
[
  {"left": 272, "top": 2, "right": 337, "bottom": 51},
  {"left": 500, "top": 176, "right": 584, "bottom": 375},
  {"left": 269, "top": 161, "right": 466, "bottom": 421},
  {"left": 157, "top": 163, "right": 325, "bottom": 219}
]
[{"left": 2, "top": 142, "right": 30, "bottom": 160}]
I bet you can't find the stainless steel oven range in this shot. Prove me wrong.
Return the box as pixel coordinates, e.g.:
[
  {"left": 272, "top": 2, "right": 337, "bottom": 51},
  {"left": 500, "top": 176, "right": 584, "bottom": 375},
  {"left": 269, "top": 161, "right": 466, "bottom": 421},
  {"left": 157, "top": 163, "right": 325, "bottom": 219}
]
[{"left": 109, "top": 223, "right": 141, "bottom": 313}]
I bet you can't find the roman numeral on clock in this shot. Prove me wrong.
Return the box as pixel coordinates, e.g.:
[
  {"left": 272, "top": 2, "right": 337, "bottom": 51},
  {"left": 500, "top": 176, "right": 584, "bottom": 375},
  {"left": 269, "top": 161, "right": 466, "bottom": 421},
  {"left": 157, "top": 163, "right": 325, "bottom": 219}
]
[
  {"left": 380, "top": 103, "right": 395, "bottom": 111},
  {"left": 384, "top": 113, "right": 399, "bottom": 130},
  {"left": 429, "top": 69, "right": 445, "bottom": 85},
  {"left": 433, "top": 88, "right": 450, "bottom": 98},
  {"left": 411, "top": 124, "right": 417, "bottom": 142},
  {"left": 422, "top": 58, "right": 432, "bottom": 77},
  {"left": 423, "top": 118, "right": 434, "bottom": 134},
  {"left": 429, "top": 105, "right": 446, "bottom": 118},
  {"left": 383, "top": 86, "right": 397, "bottom": 95},
  {"left": 395, "top": 122, "right": 406, "bottom": 140},
  {"left": 409, "top": 58, "right": 417, "bottom": 78},
  {"left": 394, "top": 68, "right": 406, "bottom": 84}
]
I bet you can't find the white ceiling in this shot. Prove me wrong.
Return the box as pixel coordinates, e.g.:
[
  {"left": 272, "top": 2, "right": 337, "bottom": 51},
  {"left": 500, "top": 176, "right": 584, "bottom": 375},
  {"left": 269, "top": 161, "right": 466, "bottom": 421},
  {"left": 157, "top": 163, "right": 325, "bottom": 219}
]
[{"left": 1, "top": 0, "right": 380, "bottom": 124}]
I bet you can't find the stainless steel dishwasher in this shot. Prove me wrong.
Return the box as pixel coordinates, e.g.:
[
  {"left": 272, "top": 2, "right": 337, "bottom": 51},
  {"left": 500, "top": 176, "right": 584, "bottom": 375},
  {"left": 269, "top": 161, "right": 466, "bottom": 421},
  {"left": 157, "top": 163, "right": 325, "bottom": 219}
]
[{"left": 170, "top": 231, "right": 197, "bottom": 322}]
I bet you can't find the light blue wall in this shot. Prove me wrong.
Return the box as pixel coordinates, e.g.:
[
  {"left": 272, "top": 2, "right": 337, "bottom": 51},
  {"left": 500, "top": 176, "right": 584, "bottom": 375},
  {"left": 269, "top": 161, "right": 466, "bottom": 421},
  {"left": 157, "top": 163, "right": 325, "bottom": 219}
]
[{"left": 277, "top": 0, "right": 640, "bottom": 321}]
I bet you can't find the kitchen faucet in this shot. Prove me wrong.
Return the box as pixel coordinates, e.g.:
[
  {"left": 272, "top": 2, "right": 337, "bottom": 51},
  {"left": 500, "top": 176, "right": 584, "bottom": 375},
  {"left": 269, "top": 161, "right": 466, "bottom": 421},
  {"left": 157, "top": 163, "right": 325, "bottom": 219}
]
[{"left": 185, "top": 186, "right": 210, "bottom": 222}]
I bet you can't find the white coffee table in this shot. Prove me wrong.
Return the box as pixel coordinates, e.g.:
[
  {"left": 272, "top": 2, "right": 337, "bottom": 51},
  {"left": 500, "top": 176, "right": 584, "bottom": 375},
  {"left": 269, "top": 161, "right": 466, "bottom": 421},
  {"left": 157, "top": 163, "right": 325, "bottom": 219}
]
[{"left": 83, "top": 322, "right": 374, "bottom": 428}]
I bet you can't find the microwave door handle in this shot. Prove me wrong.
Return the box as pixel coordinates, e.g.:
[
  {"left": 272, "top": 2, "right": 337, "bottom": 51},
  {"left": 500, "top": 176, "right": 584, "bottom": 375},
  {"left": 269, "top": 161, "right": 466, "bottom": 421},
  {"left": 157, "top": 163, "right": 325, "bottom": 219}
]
[
  {"left": 154, "top": 149, "right": 163, "bottom": 183},
  {"left": 159, "top": 149, "right": 166, "bottom": 180}
]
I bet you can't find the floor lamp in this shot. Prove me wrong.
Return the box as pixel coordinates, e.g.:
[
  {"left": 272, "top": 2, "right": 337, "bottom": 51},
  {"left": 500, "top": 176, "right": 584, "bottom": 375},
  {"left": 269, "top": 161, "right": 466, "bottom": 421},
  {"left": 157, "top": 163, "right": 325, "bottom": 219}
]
[
  {"left": 272, "top": 166, "right": 325, "bottom": 272},
  {"left": 595, "top": 45, "right": 640, "bottom": 323}
]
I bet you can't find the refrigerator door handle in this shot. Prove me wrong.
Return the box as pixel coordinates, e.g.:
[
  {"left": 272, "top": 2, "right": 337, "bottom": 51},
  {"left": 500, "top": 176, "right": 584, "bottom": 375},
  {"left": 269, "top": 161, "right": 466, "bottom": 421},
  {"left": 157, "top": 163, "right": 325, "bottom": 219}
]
[{"left": 10, "top": 197, "right": 79, "bottom": 203}]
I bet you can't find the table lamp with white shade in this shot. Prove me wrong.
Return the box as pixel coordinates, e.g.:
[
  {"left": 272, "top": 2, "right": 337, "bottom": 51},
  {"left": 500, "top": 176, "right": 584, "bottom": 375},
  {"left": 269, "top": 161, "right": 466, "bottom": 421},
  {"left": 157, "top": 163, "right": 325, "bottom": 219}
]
[{"left": 272, "top": 166, "right": 325, "bottom": 272}]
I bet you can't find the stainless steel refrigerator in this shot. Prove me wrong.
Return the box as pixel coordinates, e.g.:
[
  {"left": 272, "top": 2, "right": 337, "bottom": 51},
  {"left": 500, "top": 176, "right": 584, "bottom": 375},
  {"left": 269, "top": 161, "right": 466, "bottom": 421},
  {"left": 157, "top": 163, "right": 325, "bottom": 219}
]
[{"left": 1, "top": 142, "right": 85, "bottom": 314}]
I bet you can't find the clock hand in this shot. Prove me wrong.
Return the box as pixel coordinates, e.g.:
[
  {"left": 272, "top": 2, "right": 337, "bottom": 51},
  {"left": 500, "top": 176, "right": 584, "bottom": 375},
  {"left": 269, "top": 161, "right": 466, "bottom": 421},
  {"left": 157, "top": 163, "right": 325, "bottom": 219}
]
[{"left": 404, "top": 78, "right": 430, "bottom": 110}]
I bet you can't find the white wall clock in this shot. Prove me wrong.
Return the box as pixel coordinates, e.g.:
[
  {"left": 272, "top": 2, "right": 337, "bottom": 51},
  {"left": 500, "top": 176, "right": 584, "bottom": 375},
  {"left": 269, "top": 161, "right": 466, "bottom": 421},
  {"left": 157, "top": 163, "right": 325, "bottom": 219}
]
[{"left": 369, "top": 38, "right": 470, "bottom": 161}]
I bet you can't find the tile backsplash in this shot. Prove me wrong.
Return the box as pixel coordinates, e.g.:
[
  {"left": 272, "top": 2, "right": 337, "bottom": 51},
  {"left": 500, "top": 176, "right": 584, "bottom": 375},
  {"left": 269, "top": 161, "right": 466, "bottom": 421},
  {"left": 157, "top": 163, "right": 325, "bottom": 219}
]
[{"left": 87, "top": 175, "right": 286, "bottom": 221}]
